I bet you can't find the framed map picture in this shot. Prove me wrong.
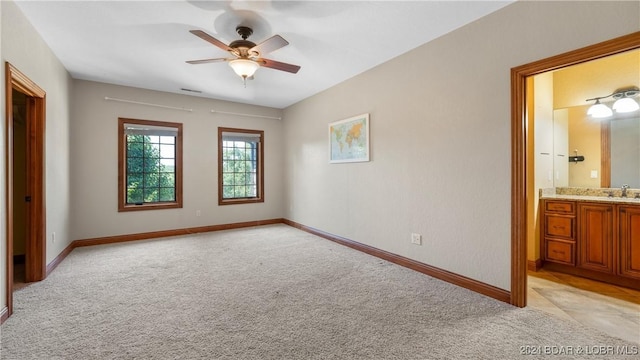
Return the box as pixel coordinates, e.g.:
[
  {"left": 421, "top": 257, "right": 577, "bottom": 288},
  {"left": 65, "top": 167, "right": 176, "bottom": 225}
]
[{"left": 329, "top": 113, "right": 370, "bottom": 163}]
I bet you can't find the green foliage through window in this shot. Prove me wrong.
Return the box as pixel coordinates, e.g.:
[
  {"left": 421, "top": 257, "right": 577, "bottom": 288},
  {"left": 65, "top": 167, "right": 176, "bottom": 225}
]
[
  {"left": 119, "top": 118, "right": 182, "bottom": 212},
  {"left": 222, "top": 140, "right": 258, "bottom": 199},
  {"left": 126, "top": 134, "right": 176, "bottom": 204},
  {"left": 218, "top": 128, "right": 264, "bottom": 205}
]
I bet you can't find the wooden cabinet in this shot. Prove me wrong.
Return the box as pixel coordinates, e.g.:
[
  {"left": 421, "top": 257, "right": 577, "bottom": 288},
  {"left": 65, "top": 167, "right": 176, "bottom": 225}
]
[
  {"left": 577, "top": 203, "right": 613, "bottom": 273},
  {"left": 540, "top": 199, "right": 640, "bottom": 289},
  {"left": 542, "top": 200, "right": 575, "bottom": 265},
  {"left": 619, "top": 206, "right": 640, "bottom": 280}
]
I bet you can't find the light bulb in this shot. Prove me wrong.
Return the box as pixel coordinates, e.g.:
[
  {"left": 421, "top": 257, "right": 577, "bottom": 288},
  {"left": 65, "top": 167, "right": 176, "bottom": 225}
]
[
  {"left": 587, "top": 100, "right": 613, "bottom": 118},
  {"left": 612, "top": 97, "right": 640, "bottom": 113},
  {"left": 229, "top": 59, "right": 259, "bottom": 79}
]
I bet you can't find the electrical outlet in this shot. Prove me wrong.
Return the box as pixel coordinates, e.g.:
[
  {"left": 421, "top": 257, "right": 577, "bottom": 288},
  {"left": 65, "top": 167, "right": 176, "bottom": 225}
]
[
  {"left": 196, "top": 210, "right": 201, "bottom": 217},
  {"left": 52, "top": 232, "right": 56, "bottom": 243},
  {"left": 411, "top": 233, "right": 422, "bottom": 245}
]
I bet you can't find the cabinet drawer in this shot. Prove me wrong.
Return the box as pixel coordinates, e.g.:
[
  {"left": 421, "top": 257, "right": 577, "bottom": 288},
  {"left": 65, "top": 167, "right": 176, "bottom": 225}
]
[
  {"left": 545, "top": 201, "right": 575, "bottom": 214},
  {"left": 545, "top": 215, "right": 574, "bottom": 239},
  {"left": 546, "top": 240, "right": 574, "bottom": 265}
]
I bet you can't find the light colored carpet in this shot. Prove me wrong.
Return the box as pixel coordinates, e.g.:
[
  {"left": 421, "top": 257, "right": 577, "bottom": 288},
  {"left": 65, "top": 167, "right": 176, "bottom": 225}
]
[{"left": 0, "top": 224, "right": 637, "bottom": 359}]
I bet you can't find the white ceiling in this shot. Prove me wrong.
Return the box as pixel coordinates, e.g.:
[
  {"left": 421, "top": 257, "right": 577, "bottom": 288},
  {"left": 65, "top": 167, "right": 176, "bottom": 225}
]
[{"left": 14, "top": 1, "right": 514, "bottom": 109}]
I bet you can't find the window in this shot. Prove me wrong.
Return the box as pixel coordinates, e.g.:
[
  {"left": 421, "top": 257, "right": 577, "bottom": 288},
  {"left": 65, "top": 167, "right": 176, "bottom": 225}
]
[
  {"left": 218, "top": 127, "right": 264, "bottom": 205},
  {"left": 118, "top": 118, "right": 182, "bottom": 211}
]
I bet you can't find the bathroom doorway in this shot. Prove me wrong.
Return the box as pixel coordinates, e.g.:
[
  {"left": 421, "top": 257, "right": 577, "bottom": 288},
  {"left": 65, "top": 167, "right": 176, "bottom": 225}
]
[{"left": 510, "top": 32, "right": 640, "bottom": 307}]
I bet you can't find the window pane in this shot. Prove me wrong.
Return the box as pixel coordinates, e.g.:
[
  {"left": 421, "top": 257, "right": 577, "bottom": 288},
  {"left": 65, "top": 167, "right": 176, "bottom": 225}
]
[
  {"left": 144, "top": 173, "right": 159, "bottom": 188},
  {"left": 127, "top": 142, "right": 144, "bottom": 155},
  {"left": 223, "top": 161, "right": 233, "bottom": 173},
  {"left": 159, "top": 173, "right": 175, "bottom": 187},
  {"left": 143, "top": 158, "right": 160, "bottom": 172},
  {"left": 127, "top": 188, "right": 143, "bottom": 204},
  {"left": 143, "top": 188, "right": 159, "bottom": 202},
  {"left": 127, "top": 173, "right": 143, "bottom": 186},
  {"left": 223, "top": 173, "right": 235, "bottom": 185},
  {"left": 234, "top": 173, "right": 247, "bottom": 185},
  {"left": 223, "top": 185, "right": 234, "bottom": 198},
  {"left": 160, "top": 159, "right": 175, "bottom": 171},
  {"left": 159, "top": 187, "right": 175, "bottom": 201},
  {"left": 160, "top": 136, "right": 175, "bottom": 144},
  {"left": 127, "top": 157, "right": 143, "bottom": 173},
  {"left": 127, "top": 134, "right": 144, "bottom": 143},
  {"left": 234, "top": 186, "right": 246, "bottom": 198},
  {"left": 236, "top": 161, "right": 246, "bottom": 173},
  {"left": 160, "top": 144, "right": 175, "bottom": 158},
  {"left": 246, "top": 174, "right": 256, "bottom": 185},
  {"left": 247, "top": 185, "right": 256, "bottom": 197}
]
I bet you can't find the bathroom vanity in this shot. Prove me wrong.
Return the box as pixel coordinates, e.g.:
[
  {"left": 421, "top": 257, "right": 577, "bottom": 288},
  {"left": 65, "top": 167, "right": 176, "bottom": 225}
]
[{"left": 540, "top": 190, "right": 640, "bottom": 290}]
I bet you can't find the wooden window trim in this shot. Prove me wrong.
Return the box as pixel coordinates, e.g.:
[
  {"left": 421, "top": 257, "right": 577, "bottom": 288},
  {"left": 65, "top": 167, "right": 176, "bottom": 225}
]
[
  {"left": 218, "top": 127, "right": 264, "bottom": 206},
  {"left": 118, "top": 117, "right": 183, "bottom": 212}
]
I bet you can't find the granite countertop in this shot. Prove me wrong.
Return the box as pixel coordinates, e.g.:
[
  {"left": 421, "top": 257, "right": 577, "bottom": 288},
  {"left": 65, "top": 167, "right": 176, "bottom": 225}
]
[
  {"left": 540, "top": 193, "right": 640, "bottom": 205},
  {"left": 540, "top": 187, "right": 640, "bottom": 205}
]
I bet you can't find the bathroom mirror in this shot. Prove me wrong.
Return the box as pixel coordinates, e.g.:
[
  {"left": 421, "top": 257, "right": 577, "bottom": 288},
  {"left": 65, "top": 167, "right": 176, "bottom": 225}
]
[
  {"left": 557, "top": 106, "right": 640, "bottom": 188},
  {"left": 609, "top": 114, "right": 640, "bottom": 188},
  {"left": 550, "top": 48, "right": 640, "bottom": 189}
]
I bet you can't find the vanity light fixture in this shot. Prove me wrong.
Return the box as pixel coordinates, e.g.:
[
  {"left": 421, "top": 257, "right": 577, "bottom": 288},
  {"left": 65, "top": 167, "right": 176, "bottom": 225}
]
[
  {"left": 586, "top": 86, "right": 640, "bottom": 118},
  {"left": 612, "top": 88, "right": 640, "bottom": 113},
  {"left": 586, "top": 99, "right": 613, "bottom": 118}
]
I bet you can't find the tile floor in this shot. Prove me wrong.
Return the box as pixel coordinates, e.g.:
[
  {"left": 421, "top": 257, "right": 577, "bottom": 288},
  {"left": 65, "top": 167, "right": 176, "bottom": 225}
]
[{"left": 528, "top": 269, "right": 640, "bottom": 345}]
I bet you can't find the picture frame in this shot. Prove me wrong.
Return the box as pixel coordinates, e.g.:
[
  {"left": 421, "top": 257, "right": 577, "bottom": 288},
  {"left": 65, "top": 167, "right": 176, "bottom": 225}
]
[{"left": 329, "top": 113, "right": 370, "bottom": 163}]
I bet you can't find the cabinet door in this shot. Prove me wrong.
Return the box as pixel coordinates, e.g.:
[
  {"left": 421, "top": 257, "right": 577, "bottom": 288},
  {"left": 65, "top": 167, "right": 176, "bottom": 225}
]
[
  {"left": 578, "top": 203, "right": 614, "bottom": 273},
  {"left": 545, "top": 215, "right": 574, "bottom": 239},
  {"left": 545, "top": 239, "right": 574, "bottom": 265},
  {"left": 619, "top": 206, "right": 640, "bottom": 280}
]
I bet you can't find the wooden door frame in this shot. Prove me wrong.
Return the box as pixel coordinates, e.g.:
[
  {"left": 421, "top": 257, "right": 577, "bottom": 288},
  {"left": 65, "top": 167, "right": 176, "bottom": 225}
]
[
  {"left": 510, "top": 32, "right": 640, "bottom": 307},
  {"left": 4, "top": 62, "right": 46, "bottom": 320}
]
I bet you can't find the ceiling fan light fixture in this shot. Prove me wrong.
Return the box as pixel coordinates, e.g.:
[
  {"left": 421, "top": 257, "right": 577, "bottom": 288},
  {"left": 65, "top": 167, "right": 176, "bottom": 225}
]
[{"left": 229, "top": 59, "right": 259, "bottom": 79}]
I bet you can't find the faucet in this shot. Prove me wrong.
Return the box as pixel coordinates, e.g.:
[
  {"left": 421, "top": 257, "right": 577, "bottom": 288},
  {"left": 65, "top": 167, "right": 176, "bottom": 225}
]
[{"left": 621, "top": 184, "right": 629, "bottom": 198}]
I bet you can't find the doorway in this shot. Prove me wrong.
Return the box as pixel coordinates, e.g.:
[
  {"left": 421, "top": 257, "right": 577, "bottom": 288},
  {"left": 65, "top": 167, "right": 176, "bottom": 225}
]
[
  {"left": 12, "top": 90, "right": 28, "bottom": 288},
  {"left": 4, "top": 62, "right": 47, "bottom": 320},
  {"left": 510, "top": 32, "right": 640, "bottom": 307}
]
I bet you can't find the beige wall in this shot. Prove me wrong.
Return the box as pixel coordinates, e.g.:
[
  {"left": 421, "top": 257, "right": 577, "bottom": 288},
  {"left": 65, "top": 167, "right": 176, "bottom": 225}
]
[
  {"left": 70, "top": 80, "right": 285, "bottom": 240},
  {"left": 1, "top": 0, "right": 73, "bottom": 312},
  {"left": 282, "top": 1, "right": 640, "bottom": 291},
  {"left": 553, "top": 50, "right": 640, "bottom": 109}
]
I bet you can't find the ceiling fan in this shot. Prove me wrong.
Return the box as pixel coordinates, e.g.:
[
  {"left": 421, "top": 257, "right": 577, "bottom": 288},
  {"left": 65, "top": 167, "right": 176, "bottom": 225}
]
[{"left": 187, "top": 26, "right": 301, "bottom": 84}]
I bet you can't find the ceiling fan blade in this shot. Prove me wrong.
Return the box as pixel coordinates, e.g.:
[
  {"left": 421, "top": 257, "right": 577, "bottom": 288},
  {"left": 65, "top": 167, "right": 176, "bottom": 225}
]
[
  {"left": 189, "top": 30, "right": 231, "bottom": 52},
  {"left": 186, "top": 58, "right": 228, "bottom": 65},
  {"left": 250, "top": 35, "right": 289, "bottom": 56},
  {"left": 259, "top": 58, "right": 301, "bottom": 74}
]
